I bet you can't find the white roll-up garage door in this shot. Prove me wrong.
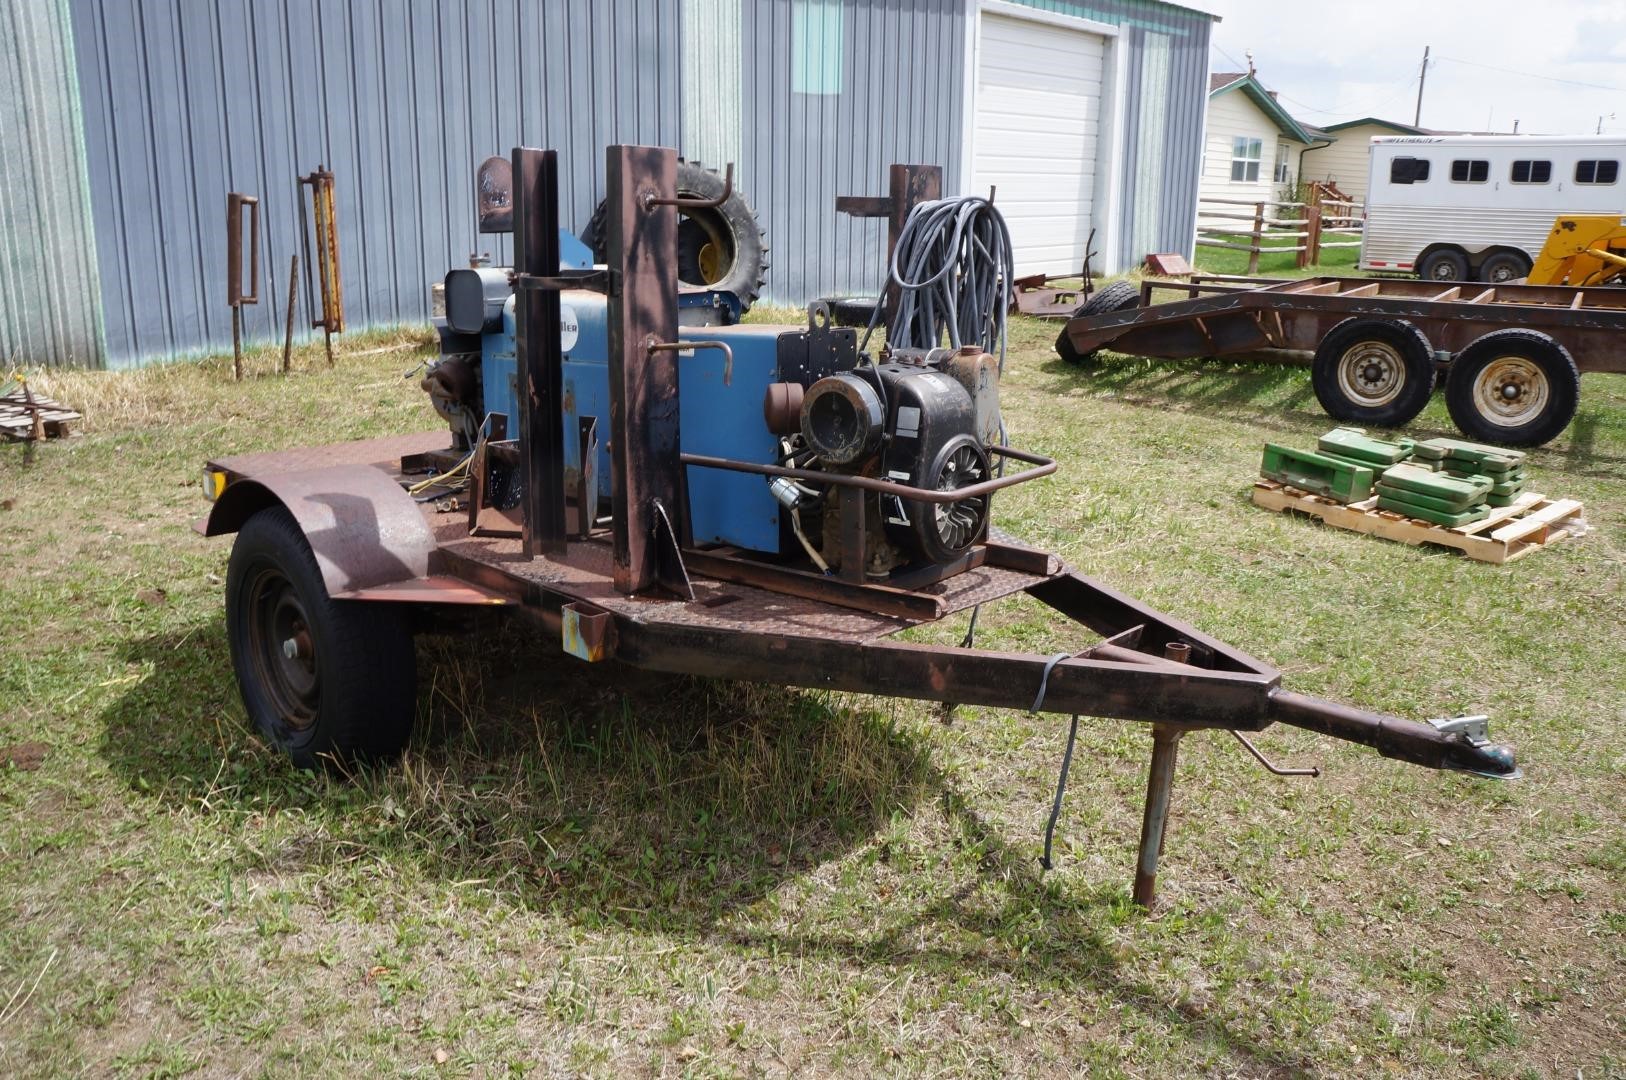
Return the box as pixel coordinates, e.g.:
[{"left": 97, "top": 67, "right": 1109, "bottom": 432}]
[{"left": 971, "top": 11, "right": 1106, "bottom": 277}]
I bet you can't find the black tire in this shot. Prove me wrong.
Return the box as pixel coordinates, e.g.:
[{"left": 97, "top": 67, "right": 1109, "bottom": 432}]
[
  {"left": 1444, "top": 329, "right": 1580, "bottom": 447},
  {"left": 1054, "top": 280, "right": 1140, "bottom": 365},
  {"left": 1477, "top": 250, "right": 1531, "bottom": 285},
  {"left": 1417, "top": 248, "right": 1470, "bottom": 282},
  {"left": 1311, "top": 317, "right": 1436, "bottom": 427},
  {"left": 225, "top": 507, "right": 417, "bottom": 769},
  {"left": 581, "top": 160, "right": 768, "bottom": 312}
]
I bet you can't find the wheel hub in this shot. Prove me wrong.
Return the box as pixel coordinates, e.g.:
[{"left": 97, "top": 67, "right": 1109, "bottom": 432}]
[
  {"left": 247, "top": 568, "right": 320, "bottom": 731},
  {"left": 1472, "top": 356, "right": 1549, "bottom": 427},
  {"left": 1338, "top": 341, "right": 1405, "bottom": 407}
]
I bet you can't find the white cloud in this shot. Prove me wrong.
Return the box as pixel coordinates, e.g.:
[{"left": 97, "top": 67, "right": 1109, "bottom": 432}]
[{"left": 1210, "top": 0, "right": 1626, "bottom": 135}]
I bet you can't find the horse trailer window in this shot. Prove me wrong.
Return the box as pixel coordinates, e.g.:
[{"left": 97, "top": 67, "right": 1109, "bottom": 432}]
[
  {"left": 1576, "top": 160, "right": 1620, "bottom": 184},
  {"left": 1450, "top": 159, "right": 1489, "bottom": 183},
  {"left": 1389, "top": 157, "right": 1430, "bottom": 184},
  {"left": 1511, "top": 160, "right": 1552, "bottom": 184}
]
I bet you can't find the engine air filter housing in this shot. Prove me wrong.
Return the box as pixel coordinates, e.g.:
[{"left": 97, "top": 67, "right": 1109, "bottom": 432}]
[{"left": 800, "top": 373, "right": 884, "bottom": 465}]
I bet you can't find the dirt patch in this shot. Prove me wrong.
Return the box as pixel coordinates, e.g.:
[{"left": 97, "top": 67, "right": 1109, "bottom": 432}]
[{"left": 1, "top": 742, "right": 48, "bottom": 771}]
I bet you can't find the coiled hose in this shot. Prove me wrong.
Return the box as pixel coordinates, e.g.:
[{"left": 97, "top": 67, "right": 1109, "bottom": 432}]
[{"left": 861, "top": 195, "right": 1015, "bottom": 371}]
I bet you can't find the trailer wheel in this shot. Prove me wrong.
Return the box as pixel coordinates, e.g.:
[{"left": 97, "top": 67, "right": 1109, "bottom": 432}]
[
  {"left": 1444, "top": 329, "right": 1580, "bottom": 447},
  {"left": 1055, "top": 280, "right": 1140, "bottom": 365},
  {"left": 225, "top": 507, "right": 417, "bottom": 769},
  {"left": 1477, "top": 250, "right": 1531, "bottom": 285},
  {"left": 1418, "top": 248, "right": 1469, "bottom": 282},
  {"left": 1311, "top": 318, "right": 1436, "bottom": 427}
]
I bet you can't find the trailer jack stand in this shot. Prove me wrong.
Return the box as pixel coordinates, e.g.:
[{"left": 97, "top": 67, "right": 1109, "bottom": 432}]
[{"left": 1133, "top": 724, "right": 1183, "bottom": 909}]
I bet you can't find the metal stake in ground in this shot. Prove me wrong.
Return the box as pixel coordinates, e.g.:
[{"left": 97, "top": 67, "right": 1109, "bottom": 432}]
[
  {"left": 282, "top": 253, "right": 299, "bottom": 374},
  {"left": 226, "top": 192, "right": 260, "bottom": 380}
]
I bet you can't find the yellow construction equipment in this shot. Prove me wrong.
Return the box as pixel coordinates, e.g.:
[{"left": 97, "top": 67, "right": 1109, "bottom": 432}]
[{"left": 1527, "top": 214, "right": 1626, "bottom": 286}]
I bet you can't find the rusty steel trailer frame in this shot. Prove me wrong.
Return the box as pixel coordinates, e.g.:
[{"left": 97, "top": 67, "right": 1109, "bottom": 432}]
[
  {"left": 1062, "top": 274, "right": 1626, "bottom": 375},
  {"left": 202, "top": 147, "right": 1520, "bottom": 909}
]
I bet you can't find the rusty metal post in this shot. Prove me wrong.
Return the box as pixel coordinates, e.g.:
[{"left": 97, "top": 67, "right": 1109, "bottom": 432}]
[
  {"left": 1247, "top": 202, "right": 1265, "bottom": 275},
  {"left": 281, "top": 253, "right": 299, "bottom": 373},
  {"left": 885, "top": 164, "right": 941, "bottom": 332},
  {"left": 299, "top": 167, "right": 343, "bottom": 366},
  {"left": 511, "top": 147, "right": 569, "bottom": 557},
  {"left": 604, "top": 145, "right": 680, "bottom": 594},
  {"left": 1132, "top": 641, "right": 1191, "bottom": 909}
]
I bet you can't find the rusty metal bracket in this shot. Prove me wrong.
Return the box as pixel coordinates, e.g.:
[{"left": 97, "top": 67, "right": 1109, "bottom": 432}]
[
  {"left": 643, "top": 163, "right": 733, "bottom": 210},
  {"left": 515, "top": 268, "right": 620, "bottom": 296}
]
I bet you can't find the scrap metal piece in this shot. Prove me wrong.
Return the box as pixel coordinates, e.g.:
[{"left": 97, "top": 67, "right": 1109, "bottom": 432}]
[{"left": 562, "top": 601, "right": 616, "bottom": 661}]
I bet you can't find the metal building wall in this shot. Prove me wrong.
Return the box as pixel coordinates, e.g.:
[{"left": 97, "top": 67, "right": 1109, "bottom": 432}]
[
  {"left": 0, "top": 0, "right": 103, "bottom": 369},
  {"left": 68, "top": 0, "right": 681, "bottom": 369},
  {"left": 996, "top": 0, "right": 1213, "bottom": 268},
  {"left": 722, "top": 0, "right": 969, "bottom": 305}
]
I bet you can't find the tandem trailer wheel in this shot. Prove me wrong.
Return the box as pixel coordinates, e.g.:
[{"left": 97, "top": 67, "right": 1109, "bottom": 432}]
[
  {"left": 1444, "top": 328, "right": 1581, "bottom": 447},
  {"left": 225, "top": 506, "right": 418, "bottom": 769},
  {"left": 1310, "top": 317, "right": 1436, "bottom": 428}
]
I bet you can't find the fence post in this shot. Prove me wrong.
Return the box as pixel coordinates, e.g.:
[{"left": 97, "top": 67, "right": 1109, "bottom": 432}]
[
  {"left": 1247, "top": 202, "right": 1264, "bottom": 275},
  {"left": 1300, "top": 206, "right": 1322, "bottom": 269}
]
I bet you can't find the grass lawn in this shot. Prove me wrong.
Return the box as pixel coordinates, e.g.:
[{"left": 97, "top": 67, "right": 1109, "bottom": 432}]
[
  {"left": 1, "top": 318, "right": 1622, "bottom": 1077},
  {"left": 1194, "top": 230, "right": 1367, "bottom": 279}
]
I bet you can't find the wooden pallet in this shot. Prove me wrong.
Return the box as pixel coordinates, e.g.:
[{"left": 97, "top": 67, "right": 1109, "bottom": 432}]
[
  {"left": 0, "top": 389, "right": 80, "bottom": 442},
  {"left": 1252, "top": 481, "right": 1588, "bottom": 564}
]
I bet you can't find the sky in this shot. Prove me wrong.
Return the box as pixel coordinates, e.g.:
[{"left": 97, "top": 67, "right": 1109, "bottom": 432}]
[{"left": 1207, "top": 0, "right": 1626, "bottom": 136}]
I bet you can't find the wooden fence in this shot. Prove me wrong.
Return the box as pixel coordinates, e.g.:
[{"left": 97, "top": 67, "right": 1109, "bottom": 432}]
[{"left": 1194, "top": 196, "right": 1363, "bottom": 273}]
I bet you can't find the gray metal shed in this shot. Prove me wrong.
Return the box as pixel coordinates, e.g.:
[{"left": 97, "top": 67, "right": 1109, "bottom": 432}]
[{"left": 2, "top": 0, "right": 1215, "bottom": 369}]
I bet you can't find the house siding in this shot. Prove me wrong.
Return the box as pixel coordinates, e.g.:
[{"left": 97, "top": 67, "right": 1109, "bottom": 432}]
[
  {"left": 1301, "top": 122, "right": 1389, "bottom": 204},
  {"left": 1199, "top": 89, "right": 1298, "bottom": 210}
]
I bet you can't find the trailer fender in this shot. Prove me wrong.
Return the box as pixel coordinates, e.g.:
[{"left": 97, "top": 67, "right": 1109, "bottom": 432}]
[{"left": 202, "top": 465, "right": 435, "bottom": 595}]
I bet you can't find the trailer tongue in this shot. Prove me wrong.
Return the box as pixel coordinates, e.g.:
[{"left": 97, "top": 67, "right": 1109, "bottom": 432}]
[{"left": 199, "top": 147, "right": 1518, "bottom": 909}]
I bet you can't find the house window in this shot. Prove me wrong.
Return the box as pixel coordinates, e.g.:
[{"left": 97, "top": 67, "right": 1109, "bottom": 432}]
[
  {"left": 1274, "top": 142, "right": 1293, "bottom": 184},
  {"left": 1576, "top": 160, "right": 1619, "bottom": 184},
  {"left": 1450, "top": 159, "right": 1489, "bottom": 183},
  {"left": 1510, "top": 160, "right": 1552, "bottom": 184},
  {"left": 1230, "top": 137, "right": 1262, "bottom": 182},
  {"left": 1389, "top": 157, "right": 1431, "bottom": 184}
]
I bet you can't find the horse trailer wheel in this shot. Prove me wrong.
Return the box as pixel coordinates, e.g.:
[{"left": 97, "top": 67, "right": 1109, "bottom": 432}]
[
  {"left": 1311, "top": 318, "right": 1435, "bottom": 427},
  {"left": 1418, "top": 248, "right": 1469, "bottom": 282},
  {"left": 1445, "top": 329, "right": 1580, "bottom": 447}
]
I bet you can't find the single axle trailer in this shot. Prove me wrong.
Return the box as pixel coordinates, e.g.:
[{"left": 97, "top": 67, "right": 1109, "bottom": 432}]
[
  {"left": 1057, "top": 274, "right": 1626, "bottom": 447},
  {"left": 199, "top": 147, "right": 1518, "bottom": 909}
]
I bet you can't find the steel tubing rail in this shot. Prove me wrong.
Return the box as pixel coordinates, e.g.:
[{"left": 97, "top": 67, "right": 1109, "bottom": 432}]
[
  {"left": 678, "top": 445, "right": 1056, "bottom": 505},
  {"left": 1268, "top": 689, "right": 1519, "bottom": 778}
]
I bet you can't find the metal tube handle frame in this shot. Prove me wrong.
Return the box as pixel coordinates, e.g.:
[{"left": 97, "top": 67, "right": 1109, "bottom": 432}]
[
  {"left": 679, "top": 444, "right": 1056, "bottom": 505},
  {"left": 648, "top": 339, "right": 734, "bottom": 386},
  {"left": 226, "top": 193, "right": 260, "bottom": 307}
]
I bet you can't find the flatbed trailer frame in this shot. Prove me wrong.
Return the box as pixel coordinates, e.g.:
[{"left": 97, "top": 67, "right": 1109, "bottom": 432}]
[
  {"left": 198, "top": 148, "right": 1519, "bottom": 910},
  {"left": 1064, "top": 274, "right": 1626, "bottom": 372}
]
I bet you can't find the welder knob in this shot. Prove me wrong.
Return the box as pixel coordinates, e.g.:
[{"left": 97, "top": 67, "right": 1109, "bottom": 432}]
[{"left": 800, "top": 373, "right": 884, "bottom": 465}]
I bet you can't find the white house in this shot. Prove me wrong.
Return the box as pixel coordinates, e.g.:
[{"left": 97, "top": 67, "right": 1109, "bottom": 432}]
[
  {"left": 1298, "top": 117, "right": 1429, "bottom": 205},
  {"left": 1200, "top": 71, "right": 1321, "bottom": 209}
]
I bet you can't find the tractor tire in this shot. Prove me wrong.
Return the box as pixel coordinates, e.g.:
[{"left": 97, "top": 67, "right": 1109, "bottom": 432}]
[
  {"left": 1417, "top": 247, "right": 1470, "bottom": 282},
  {"left": 1311, "top": 317, "right": 1436, "bottom": 428},
  {"left": 1444, "top": 328, "right": 1580, "bottom": 447},
  {"left": 1054, "top": 280, "right": 1140, "bottom": 365},
  {"left": 581, "top": 160, "right": 768, "bottom": 312},
  {"left": 1477, "top": 250, "right": 1532, "bottom": 285},
  {"left": 225, "top": 507, "right": 417, "bottom": 769}
]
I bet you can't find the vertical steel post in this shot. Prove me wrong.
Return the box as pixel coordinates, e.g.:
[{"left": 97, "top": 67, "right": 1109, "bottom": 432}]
[
  {"left": 884, "top": 164, "right": 941, "bottom": 336},
  {"left": 604, "top": 145, "right": 680, "bottom": 594},
  {"left": 1132, "top": 641, "right": 1192, "bottom": 909},
  {"left": 511, "top": 147, "right": 569, "bottom": 557}
]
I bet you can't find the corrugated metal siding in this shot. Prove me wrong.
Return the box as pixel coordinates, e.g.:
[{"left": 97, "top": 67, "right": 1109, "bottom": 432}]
[
  {"left": 68, "top": 0, "right": 681, "bottom": 369},
  {"left": 735, "top": 0, "right": 967, "bottom": 305},
  {"left": 0, "top": 0, "right": 103, "bottom": 369},
  {"left": 1001, "top": 0, "right": 1213, "bottom": 268}
]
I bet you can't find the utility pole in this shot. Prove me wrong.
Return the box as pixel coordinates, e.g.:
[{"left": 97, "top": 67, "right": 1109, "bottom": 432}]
[
  {"left": 1599, "top": 113, "right": 1615, "bottom": 135},
  {"left": 1414, "top": 45, "right": 1430, "bottom": 127}
]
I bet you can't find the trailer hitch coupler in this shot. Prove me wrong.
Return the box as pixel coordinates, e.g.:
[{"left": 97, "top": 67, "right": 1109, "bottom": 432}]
[{"left": 1268, "top": 690, "right": 1520, "bottom": 780}]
